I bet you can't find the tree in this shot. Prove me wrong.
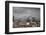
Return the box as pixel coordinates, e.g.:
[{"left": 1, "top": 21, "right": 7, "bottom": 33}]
[
  {"left": 32, "top": 17, "right": 35, "bottom": 22},
  {"left": 26, "top": 16, "right": 30, "bottom": 22}
]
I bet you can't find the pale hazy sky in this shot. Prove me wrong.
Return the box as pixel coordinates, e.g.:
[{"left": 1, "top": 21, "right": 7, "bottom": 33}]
[{"left": 13, "top": 7, "right": 40, "bottom": 20}]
